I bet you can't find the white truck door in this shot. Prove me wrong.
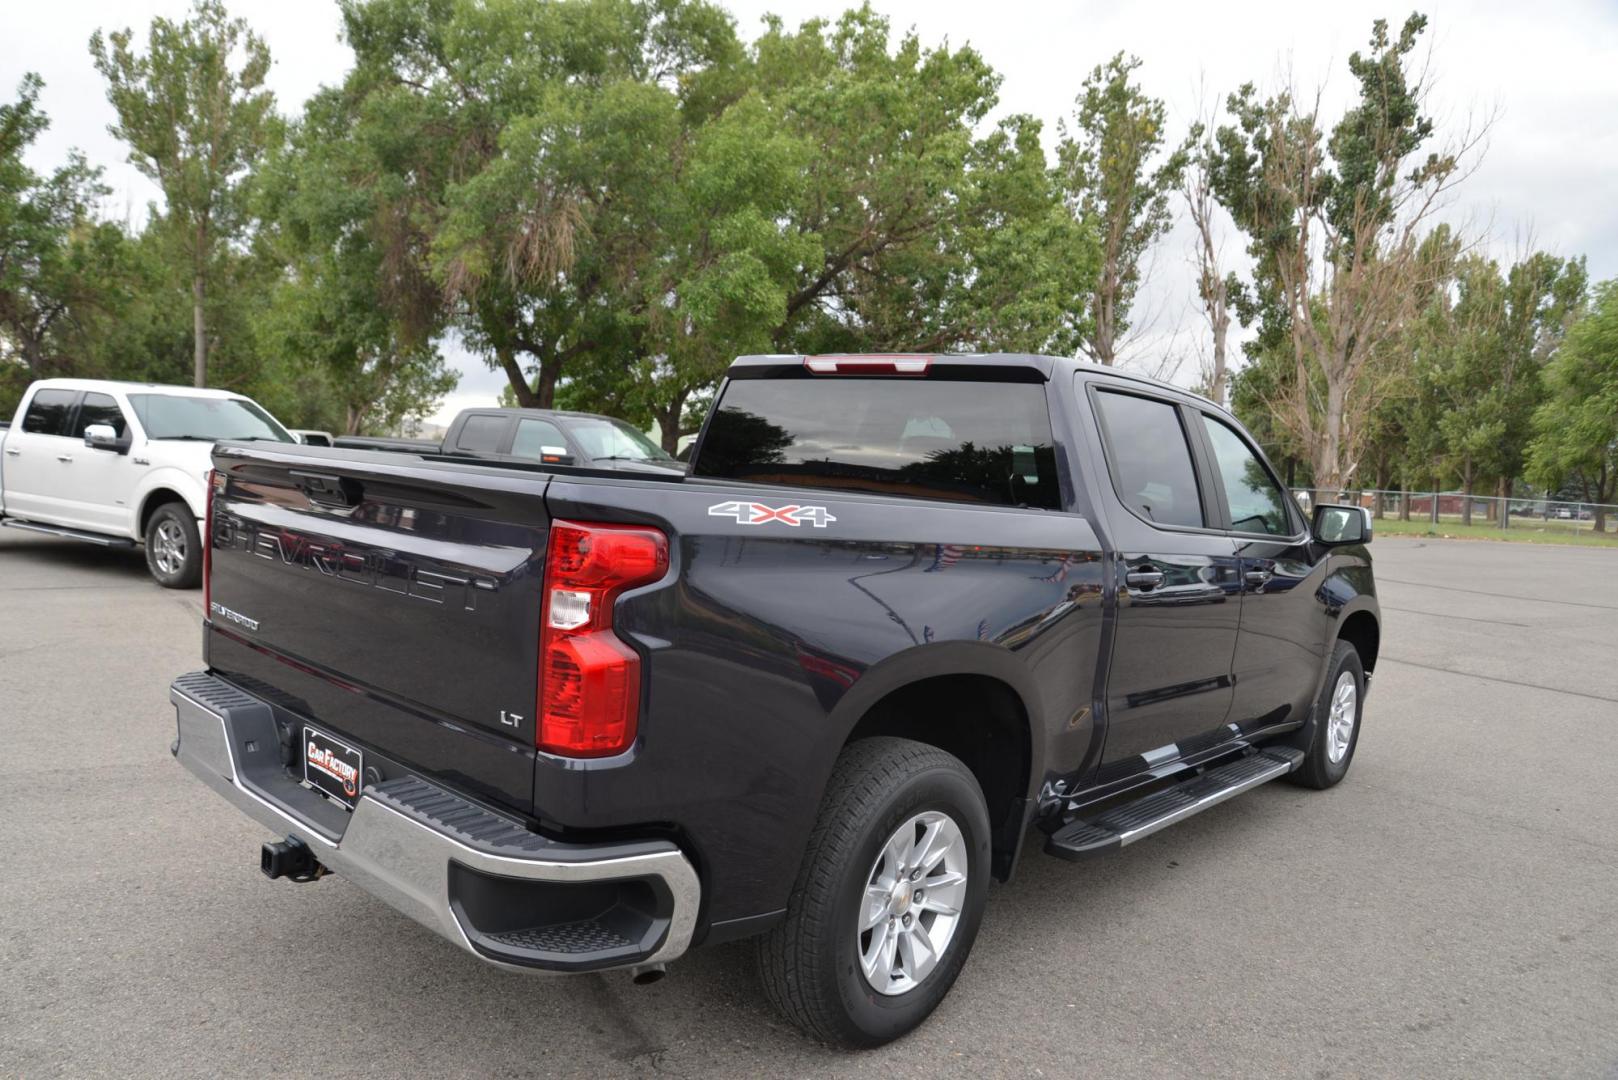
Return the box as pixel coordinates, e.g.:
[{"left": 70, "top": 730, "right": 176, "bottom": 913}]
[
  {"left": 3, "top": 387, "right": 82, "bottom": 525},
  {"left": 66, "top": 391, "right": 137, "bottom": 534}
]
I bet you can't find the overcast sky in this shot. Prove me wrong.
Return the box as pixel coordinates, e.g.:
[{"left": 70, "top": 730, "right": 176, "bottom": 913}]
[{"left": 8, "top": 0, "right": 1616, "bottom": 424}]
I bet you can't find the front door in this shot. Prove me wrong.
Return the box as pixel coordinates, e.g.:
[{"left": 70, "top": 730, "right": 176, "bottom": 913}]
[
  {"left": 1195, "top": 411, "right": 1325, "bottom": 732},
  {"left": 64, "top": 391, "right": 135, "bottom": 533},
  {"left": 1088, "top": 386, "right": 1242, "bottom": 768}
]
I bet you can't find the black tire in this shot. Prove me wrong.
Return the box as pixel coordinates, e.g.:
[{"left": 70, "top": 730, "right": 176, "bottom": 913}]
[
  {"left": 144, "top": 502, "right": 202, "bottom": 589},
  {"left": 1289, "top": 640, "right": 1365, "bottom": 789},
  {"left": 756, "top": 736, "right": 992, "bottom": 1048}
]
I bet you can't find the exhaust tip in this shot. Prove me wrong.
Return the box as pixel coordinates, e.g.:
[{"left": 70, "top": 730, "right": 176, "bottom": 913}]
[{"left": 629, "top": 963, "right": 667, "bottom": 986}]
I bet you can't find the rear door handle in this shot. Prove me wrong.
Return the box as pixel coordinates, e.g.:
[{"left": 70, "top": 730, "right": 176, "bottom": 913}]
[
  {"left": 56, "top": 454, "right": 73, "bottom": 463},
  {"left": 4, "top": 447, "right": 18, "bottom": 456},
  {"left": 1244, "top": 568, "right": 1272, "bottom": 586},
  {"left": 1124, "top": 568, "right": 1164, "bottom": 591}
]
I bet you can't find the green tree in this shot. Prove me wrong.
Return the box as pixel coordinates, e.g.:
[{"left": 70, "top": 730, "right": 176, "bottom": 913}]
[
  {"left": 1420, "top": 251, "right": 1585, "bottom": 523},
  {"left": 1527, "top": 280, "right": 1618, "bottom": 532},
  {"left": 258, "top": 85, "right": 454, "bottom": 434},
  {"left": 1212, "top": 14, "right": 1482, "bottom": 488},
  {"left": 329, "top": 2, "right": 1094, "bottom": 448},
  {"left": 334, "top": 0, "right": 745, "bottom": 421},
  {"left": 756, "top": 8, "right": 1092, "bottom": 361},
  {"left": 91, "top": 0, "right": 276, "bottom": 387},
  {"left": 1427, "top": 255, "right": 1507, "bottom": 523},
  {"left": 1056, "top": 53, "right": 1188, "bottom": 366},
  {"left": 0, "top": 74, "right": 130, "bottom": 413}
]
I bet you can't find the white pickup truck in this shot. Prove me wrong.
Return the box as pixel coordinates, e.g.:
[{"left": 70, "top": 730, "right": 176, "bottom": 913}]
[{"left": 0, "top": 378, "right": 297, "bottom": 587}]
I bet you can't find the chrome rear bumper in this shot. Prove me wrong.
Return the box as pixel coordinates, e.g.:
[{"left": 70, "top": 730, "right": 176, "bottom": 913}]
[{"left": 170, "top": 672, "right": 699, "bottom": 973}]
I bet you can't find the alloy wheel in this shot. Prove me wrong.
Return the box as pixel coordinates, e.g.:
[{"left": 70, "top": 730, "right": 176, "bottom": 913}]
[{"left": 857, "top": 810, "right": 969, "bottom": 996}]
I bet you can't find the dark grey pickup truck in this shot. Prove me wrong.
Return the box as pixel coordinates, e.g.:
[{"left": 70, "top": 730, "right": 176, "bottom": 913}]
[
  {"left": 170, "top": 353, "right": 1378, "bottom": 1047},
  {"left": 334, "top": 406, "right": 686, "bottom": 474}
]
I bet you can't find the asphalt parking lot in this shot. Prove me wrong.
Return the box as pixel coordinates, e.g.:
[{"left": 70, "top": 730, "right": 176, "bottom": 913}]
[{"left": 2, "top": 528, "right": 1616, "bottom": 1079}]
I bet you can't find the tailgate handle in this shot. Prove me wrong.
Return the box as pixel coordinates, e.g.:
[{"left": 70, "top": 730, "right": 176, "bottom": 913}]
[{"left": 291, "top": 470, "right": 362, "bottom": 508}]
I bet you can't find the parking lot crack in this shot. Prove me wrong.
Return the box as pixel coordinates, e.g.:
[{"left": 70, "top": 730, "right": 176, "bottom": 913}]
[{"left": 1381, "top": 656, "right": 1618, "bottom": 705}]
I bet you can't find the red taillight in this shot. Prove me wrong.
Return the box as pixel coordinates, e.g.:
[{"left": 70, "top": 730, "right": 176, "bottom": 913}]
[
  {"left": 203, "top": 469, "right": 222, "bottom": 616},
  {"left": 803, "top": 355, "right": 931, "bottom": 375},
  {"left": 537, "top": 520, "right": 669, "bottom": 757}
]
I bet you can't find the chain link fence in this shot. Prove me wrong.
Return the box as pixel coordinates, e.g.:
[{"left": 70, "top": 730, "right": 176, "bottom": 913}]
[{"left": 1291, "top": 488, "right": 1618, "bottom": 539}]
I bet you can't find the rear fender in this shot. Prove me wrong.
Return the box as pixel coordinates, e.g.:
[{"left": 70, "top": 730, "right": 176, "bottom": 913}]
[{"left": 825, "top": 640, "right": 1047, "bottom": 802}]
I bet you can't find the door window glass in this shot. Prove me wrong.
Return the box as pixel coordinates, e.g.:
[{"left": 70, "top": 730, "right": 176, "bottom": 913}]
[
  {"left": 77, "top": 393, "right": 128, "bottom": 438},
  {"left": 1200, "top": 415, "right": 1293, "bottom": 535},
  {"left": 1092, "top": 391, "right": 1204, "bottom": 528},
  {"left": 511, "top": 418, "right": 567, "bottom": 459},
  {"left": 20, "top": 389, "right": 77, "bottom": 436}
]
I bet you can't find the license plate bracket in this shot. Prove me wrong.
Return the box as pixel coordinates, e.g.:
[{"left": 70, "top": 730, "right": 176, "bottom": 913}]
[{"left": 302, "top": 725, "right": 363, "bottom": 809}]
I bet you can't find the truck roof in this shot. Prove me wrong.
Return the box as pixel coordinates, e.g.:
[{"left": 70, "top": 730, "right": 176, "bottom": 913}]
[
  {"left": 728, "top": 353, "right": 1220, "bottom": 410},
  {"left": 24, "top": 377, "right": 249, "bottom": 399},
  {"left": 451, "top": 406, "right": 647, "bottom": 423}
]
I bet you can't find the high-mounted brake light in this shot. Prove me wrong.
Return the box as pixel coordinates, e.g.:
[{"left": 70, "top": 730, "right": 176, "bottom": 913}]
[
  {"left": 803, "top": 355, "right": 931, "bottom": 376},
  {"left": 537, "top": 520, "right": 669, "bottom": 758}
]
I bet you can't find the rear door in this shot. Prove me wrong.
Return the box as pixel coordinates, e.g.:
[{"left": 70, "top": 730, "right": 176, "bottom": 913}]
[
  {"left": 447, "top": 413, "right": 515, "bottom": 456},
  {"left": 1086, "top": 384, "right": 1242, "bottom": 769},
  {"left": 205, "top": 446, "right": 553, "bottom": 813},
  {"left": 3, "top": 388, "right": 81, "bottom": 524}
]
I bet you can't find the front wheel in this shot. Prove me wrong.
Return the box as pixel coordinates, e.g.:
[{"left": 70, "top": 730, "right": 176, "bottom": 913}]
[
  {"left": 1289, "top": 640, "right": 1365, "bottom": 789},
  {"left": 144, "top": 502, "right": 202, "bottom": 589},
  {"left": 756, "top": 737, "right": 991, "bottom": 1047}
]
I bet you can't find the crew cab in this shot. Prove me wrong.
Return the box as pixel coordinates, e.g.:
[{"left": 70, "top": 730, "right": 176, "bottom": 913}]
[
  {"left": 169, "top": 354, "right": 1379, "bottom": 1047},
  {"left": 334, "top": 406, "right": 685, "bottom": 474},
  {"left": 1, "top": 379, "right": 295, "bottom": 587}
]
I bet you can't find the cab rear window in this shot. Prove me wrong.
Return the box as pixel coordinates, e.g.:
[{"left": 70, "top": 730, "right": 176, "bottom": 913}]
[{"left": 693, "top": 378, "right": 1062, "bottom": 509}]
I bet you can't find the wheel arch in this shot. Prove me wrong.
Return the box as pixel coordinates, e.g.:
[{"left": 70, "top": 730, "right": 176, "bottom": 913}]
[
  {"left": 136, "top": 484, "right": 200, "bottom": 539},
  {"left": 829, "top": 642, "right": 1043, "bottom": 882},
  {"left": 1337, "top": 607, "right": 1380, "bottom": 675}
]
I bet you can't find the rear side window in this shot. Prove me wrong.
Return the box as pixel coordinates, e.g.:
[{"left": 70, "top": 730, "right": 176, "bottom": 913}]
[
  {"left": 1092, "top": 390, "right": 1204, "bottom": 528},
  {"left": 21, "top": 389, "right": 76, "bottom": 436},
  {"left": 511, "top": 418, "right": 567, "bottom": 459},
  {"left": 694, "top": 378, "right": 1062, "bottom": 509},
  {"left": 77, "top": 392, "right": 128, "bottom": 438},
  {"left": 454, "top": 415, "right": 508, "bottom": 454}
]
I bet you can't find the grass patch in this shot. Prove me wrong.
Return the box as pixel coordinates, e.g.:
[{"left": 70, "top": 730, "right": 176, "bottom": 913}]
[{"left": 1374, "top": 517, "right": 1618, "bottom": 547}]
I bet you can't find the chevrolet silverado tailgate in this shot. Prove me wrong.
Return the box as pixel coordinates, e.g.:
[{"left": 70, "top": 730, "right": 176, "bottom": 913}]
[{"left": 204, "top": 443, "right": 550, "bottom": 814}]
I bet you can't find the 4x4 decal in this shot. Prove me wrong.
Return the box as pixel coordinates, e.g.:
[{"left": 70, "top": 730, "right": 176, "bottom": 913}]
[{"left": 708, "top": 501, "right": 837, "bottom": 528}]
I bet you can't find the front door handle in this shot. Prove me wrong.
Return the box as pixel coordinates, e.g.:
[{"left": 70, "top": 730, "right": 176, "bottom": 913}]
[
  {"left": 1244, "top": 568, "right": 1272, "bottom": 586},
  {"left": 1124, "top": 568, "right": 1164, "bottom": 591},
  {"left": 3, "top": 447, "right": 18, "bottom": 456},
  {"left": 56, "top": 454, "right": 73, "bottom": 463}
]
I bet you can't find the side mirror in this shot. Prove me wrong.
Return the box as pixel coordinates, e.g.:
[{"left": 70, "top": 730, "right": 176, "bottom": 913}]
[
  {"left": 1313, "top": 503, "right": 1373, "bottom": 546},
  {"left": 538, "top": 445, "right": 576, "bottom": 466},
  {"left": 83, "top": 423, "right": 127, "bottom": 454}
]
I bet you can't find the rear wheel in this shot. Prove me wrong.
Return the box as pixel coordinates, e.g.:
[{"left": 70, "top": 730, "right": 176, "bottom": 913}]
[
  {"left": 144, "top": 502, "right": 201, "bottom": 589},
  {"left": 1289, "top": 640, "right": 1364, "bottom": 789},
  {"left": 756, "top": 737, "right": 991, "bottom": 1047}
]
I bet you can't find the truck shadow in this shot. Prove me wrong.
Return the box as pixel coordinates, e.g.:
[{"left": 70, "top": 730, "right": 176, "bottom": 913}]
[
  {"left": 305, "top": 784, "right": 1310, "bottom": 1070},
  {"left": 0, "top": 533, "right": 152, "bottom": 584}
]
